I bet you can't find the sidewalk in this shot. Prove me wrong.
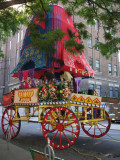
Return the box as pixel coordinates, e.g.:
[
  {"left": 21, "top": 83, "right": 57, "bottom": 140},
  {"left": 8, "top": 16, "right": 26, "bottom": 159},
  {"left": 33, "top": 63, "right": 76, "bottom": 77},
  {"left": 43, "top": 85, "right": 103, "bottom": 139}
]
[{"left": 0, "top": 138, "right": 32, "bottom": 160}]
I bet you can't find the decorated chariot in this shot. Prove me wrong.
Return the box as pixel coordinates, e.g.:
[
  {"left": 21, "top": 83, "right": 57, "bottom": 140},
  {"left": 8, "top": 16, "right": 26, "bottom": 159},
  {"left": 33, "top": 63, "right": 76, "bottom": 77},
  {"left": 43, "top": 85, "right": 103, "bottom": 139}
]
[{"left": 1, "top": 4, "right": 119, "bottom": 150}]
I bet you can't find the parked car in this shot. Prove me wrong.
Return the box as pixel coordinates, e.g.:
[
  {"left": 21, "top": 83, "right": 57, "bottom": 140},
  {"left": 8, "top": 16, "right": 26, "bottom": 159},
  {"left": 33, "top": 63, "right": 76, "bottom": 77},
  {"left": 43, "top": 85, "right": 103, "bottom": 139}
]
[{"left": 109, "top": 112, "right": 120, "bottom": 123}]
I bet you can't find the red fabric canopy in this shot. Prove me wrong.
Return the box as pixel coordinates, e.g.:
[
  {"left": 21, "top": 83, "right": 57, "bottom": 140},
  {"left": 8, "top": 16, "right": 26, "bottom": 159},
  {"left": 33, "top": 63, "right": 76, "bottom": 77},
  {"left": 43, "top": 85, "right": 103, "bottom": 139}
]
[{"left": 61, "top": 48, "right": 95, "bottom": 77}]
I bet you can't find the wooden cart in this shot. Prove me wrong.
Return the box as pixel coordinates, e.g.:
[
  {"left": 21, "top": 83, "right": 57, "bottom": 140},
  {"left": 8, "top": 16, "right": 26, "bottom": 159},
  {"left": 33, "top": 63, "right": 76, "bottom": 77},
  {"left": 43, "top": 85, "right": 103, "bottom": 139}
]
[{"left": 1, "top": 87, "right": 112, "bottom": 149}]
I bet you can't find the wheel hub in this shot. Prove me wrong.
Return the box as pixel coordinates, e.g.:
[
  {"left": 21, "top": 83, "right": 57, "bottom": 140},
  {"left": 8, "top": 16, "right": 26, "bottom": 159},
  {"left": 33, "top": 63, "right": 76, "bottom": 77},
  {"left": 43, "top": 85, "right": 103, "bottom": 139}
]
[
  {"left": 89, "top": 121, "right": 98, "bottom": 126},
  {"left": 57, "top": 124, "right": 64, "bottom": 131},
  {"left": 9, "top": 120, "right": 13, "bottom": 126}
]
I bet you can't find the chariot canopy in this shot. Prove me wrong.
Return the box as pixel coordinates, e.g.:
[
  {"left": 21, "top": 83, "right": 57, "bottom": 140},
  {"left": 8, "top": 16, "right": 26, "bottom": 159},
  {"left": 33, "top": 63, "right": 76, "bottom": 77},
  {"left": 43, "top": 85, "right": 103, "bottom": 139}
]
[{"left": 11, "top": 4, "right": 95, "bottom": 78}]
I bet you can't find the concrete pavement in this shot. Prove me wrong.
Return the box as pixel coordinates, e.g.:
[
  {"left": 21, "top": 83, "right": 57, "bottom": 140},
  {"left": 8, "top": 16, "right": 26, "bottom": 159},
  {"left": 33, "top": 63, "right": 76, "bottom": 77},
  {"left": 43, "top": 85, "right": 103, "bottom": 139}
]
[{"left": 0, "top": 138, "right": 32, "bottom": 160}]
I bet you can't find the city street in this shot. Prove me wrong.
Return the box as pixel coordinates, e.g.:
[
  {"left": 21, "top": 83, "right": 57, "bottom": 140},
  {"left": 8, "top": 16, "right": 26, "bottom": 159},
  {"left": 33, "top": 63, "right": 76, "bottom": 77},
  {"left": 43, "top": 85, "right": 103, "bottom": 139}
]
[{"left": 0, "top": 116, "right": 120, "bottom": 160}]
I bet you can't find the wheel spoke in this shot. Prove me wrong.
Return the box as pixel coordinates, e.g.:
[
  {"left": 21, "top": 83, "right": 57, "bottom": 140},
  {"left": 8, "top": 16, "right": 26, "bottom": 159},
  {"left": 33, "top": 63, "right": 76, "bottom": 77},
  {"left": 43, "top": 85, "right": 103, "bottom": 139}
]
[
  {"left": 97, "top": 122, "right": 107, "bottom": 128},
  {"left": 96, "top": 125, "right": 104, "bottom": 134},
  {"left": 3, "top": 123, "right": 9, "bottom": 126},
  {"left": 6, "top": 110, "right": 10, "bottom": 119},
  {"left": 51, "top": 113, "right": 58, "bottom": 124},
  {"left": 64, "top": 128, "right": 76, "bottom": 135},
  {"left": 11, "top": 112, "right": 16, "bottom": 120},
  {"left": 64, "top": 121, "right": 75, "bottom": 127},
  {"left": 87, "top": 126, "right": 92, "bottom": 132},
  {"left": 11, "top": 126, "right": 16, "bottom": 137},
  {"left": 62, "top": 131, "right": 71, "bottom": 143},
  {"left": 62, "top": 112, "right": 70, "bottom": 124},
  {"left": 5, "top": 126, "right": 9, "bottom": 134},
  {"left": 9, "top": 126, "right": 11, "bottom": 137},
  {"left": 12, "top": 123, "right": 19, "bottom": 129},
  {"left": 46, "top": 122, "right": 56, "bottom": 126},
  {"left": 51, "top": 130, "right": 58, "bottom": 142},
  {"left": 60, "top": 131, "right": 62, "bottom": 146},
  {"left": 4, "top": 117, "right": 9, "bottom": 122}
]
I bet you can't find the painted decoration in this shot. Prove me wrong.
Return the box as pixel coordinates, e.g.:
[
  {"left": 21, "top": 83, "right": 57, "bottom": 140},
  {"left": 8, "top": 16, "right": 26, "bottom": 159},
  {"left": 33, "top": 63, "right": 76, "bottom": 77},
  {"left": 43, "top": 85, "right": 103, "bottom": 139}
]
[
  {"left": 14, "top": 88, "right": 38, "bottom": 104},
  {"left": 70, "top": 93, "right": 101, "bottom": 105}
]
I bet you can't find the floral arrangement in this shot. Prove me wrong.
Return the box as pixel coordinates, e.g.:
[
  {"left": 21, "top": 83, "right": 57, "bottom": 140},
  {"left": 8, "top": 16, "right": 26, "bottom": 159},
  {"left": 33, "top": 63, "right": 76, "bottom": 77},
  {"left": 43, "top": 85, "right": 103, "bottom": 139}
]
[
  {"left": 38, "top": 84, "right": 48, "bottom": 101},
  {"left": 61, "top": 83, "right": 71, "bottom": 100},
  {"left": 48, "top": 83, "right": 58, "bottom": 101},
  {"left": 57, "top": 82, "right": 71, "bottom": 101},
  {"left": 38, "top": 82, "right": 71, "bottom": 102}
]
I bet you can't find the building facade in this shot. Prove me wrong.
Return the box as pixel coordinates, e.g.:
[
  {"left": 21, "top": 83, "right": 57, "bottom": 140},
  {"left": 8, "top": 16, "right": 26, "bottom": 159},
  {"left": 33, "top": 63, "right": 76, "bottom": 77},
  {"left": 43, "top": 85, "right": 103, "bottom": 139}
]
[
  {"left": 0, "top": 19, "right": 120, "bottom": 104},
  {"left": 0, "top": 25, "right": 26, "bottom": 104},
  {"left": 79, "top": 20, "right": 120, "bottom": 98}
]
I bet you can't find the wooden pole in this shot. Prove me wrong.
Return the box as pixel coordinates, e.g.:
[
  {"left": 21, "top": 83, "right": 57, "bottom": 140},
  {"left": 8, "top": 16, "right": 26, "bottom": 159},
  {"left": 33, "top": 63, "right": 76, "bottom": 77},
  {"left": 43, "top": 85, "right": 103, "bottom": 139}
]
[{"left": 77, "top": 77, "right": 78, "bottom": 94}]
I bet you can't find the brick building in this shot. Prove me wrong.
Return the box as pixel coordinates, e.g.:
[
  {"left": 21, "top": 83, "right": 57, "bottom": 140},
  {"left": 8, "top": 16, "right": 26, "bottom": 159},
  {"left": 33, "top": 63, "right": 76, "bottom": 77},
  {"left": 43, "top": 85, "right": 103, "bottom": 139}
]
[
  {"left": 0, "top": 25, "right": 26, "bottom": 103},
  {"left": 0, "top": 18, "right": 120, "bottom": 104}
]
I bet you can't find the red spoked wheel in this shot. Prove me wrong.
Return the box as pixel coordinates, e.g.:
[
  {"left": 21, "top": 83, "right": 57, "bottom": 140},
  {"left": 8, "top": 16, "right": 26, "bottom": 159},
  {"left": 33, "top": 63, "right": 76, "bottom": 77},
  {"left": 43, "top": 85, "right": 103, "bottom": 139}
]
[
  {"left": 1, "top": 107, "right": 21, "bottom": 139},
  {"left": 42, "top": 107, "right": 80, "bottom": 149},
  {"left": 81, "top": 108, "right": 111, "bottom": 138}
]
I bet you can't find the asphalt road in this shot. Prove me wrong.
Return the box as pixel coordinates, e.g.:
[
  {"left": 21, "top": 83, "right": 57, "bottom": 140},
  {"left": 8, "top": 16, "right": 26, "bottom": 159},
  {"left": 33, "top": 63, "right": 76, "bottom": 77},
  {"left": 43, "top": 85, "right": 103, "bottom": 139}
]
[{"left": 0, "top": 119, "right": 120, "bottom": 160}]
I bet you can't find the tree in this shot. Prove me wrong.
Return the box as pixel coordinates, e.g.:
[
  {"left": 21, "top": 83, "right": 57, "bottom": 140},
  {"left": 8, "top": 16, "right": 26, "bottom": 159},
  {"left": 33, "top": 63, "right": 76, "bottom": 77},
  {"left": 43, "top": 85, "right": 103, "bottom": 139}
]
[{"left": 0, "top": 0, "right": 120, "bottom": 59}]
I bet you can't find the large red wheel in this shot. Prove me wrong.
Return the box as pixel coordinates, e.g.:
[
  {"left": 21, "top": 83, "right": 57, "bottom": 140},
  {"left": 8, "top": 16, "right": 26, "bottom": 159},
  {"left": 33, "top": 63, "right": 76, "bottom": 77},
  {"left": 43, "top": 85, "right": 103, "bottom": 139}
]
[
  {"left": 81, "top": 108, "right": 111, "bottom": 138},
  {"left": 1, "top": 107, "right": 21, "bottom": 139},
  {"left": 42, "top": 107, "right": 80, "bottom": 149}
]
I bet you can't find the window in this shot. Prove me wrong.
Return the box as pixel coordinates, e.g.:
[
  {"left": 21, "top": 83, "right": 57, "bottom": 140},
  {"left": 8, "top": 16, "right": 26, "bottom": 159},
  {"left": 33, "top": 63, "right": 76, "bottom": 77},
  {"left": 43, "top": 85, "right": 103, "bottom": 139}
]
[
  {"left": 118, "top": 50, "right": 120, "bottom": 63},
  {"left": 96, "top": 85, "right": 101, "bottom": 96},
  {"left": 95, "top": 38, "right": 99, "bottom": 51},
  {"left": 89, "top": 84, "right": 94, "bottom": 90},
  {"left": 108, "top": 63, "right": 112, "bottom": 75},
  {"left": 88, "top": 36, "right": 92, "bottom": 48},
  {"left": 94, "top": 20, "right": 98, "bottom": 30},
  {"left": 96, "top": 60, "right": 100, "bottom": 72},
  {"left": 115, "top": 87, "right": 118, "bottom": 98},
  {"left": 109, "top": 86, "right": 113, "bottom": 97},
  {"left": 89, "top": 57, "right": 93, "bottom": 69},
  {"left": 10, "top": 40, "right": 11, "bottom": 49},
  {"left": 114, "top": 65, "right": 117, "bottom": 76},
  {"left": 17, "top": 33, "right": 19, "bottom": 42},
  {"left": 16, "top": 49, "right": 19, "bottom": 61}
]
